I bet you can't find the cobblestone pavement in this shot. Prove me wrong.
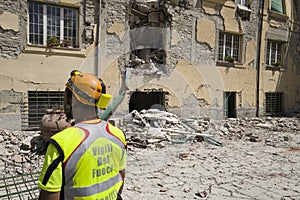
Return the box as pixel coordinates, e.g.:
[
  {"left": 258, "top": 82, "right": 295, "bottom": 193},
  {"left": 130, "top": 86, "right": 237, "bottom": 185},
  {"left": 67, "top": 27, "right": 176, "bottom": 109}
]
[{"left": 123, "top": 133, "right": 300, "bottom": 200}]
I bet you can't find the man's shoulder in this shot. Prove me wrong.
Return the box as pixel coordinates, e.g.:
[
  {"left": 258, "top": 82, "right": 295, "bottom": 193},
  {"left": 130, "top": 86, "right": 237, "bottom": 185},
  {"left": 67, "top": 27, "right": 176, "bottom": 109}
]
[
  {"left": 106, "top": 122, "right": 126, "bottom": 144},
  {"left": 51, "top": 126, "right": 80, "bottom": 140}
]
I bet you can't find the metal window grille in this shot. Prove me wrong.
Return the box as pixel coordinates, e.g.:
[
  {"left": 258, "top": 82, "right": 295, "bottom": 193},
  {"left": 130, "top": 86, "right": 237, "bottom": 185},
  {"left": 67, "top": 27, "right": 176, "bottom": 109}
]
[
  {"left": 21, "top": 91, "right": 64, "bottom": 130},
  {"left": 265, "top": 92, "right": 283, "bottom": 116}
]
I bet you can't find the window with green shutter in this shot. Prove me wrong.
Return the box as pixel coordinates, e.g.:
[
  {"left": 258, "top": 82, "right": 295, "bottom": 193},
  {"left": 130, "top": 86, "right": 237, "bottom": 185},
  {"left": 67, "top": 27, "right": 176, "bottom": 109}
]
[{"left": 271, "top": 0, "right": 284, "bottom": 14}]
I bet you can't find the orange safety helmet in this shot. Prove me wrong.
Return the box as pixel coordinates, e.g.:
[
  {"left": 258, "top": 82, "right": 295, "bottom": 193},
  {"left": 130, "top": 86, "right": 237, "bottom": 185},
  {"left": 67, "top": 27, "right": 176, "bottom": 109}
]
[{"left": 65, "top": 71, "right": 111, "bottom": 108}]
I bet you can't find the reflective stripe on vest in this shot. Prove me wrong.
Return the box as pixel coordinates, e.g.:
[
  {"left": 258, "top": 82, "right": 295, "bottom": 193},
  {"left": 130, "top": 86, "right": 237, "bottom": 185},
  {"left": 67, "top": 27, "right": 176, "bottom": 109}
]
[
  {"left": 64, "top": 121, "right": 125, "bottom": 198},
  {"left": 66, "top": 173, "right": 121, "bottom": 197}
]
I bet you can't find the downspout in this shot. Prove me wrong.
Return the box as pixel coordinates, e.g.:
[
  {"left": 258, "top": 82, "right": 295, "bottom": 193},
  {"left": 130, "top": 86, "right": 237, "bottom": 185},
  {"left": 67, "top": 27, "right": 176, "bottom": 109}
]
[
  {"left": 256, "top": 0, "right": 265, "bottom": 117},
  {"left": 95, "top": 0, "right": 102, "bottom": 77}
]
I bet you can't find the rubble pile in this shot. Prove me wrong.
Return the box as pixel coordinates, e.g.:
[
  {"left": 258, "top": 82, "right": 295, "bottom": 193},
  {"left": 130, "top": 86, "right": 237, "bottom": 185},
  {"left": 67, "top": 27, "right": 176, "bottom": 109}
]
[
  {"left": 0, "top": 109, "right": 299, "bottom": 176},
  {"left": 0, "top": 130, "right": 42, "bottom": 176},
  {"left": 119, "top": 109, "right": 300, "bottom": 149}
]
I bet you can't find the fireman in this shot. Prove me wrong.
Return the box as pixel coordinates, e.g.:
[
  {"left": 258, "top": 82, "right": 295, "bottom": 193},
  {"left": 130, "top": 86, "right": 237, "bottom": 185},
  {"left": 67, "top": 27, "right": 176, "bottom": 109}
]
[{"left": 38, "top": 71, "right": 126, "bottom": 200}]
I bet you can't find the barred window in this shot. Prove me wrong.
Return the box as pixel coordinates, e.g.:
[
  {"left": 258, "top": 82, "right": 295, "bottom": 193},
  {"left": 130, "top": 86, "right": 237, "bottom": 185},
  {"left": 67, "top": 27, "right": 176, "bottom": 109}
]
[
  {"left": 28, "top": 1, "right": 78, "bottom": 47},
  {"left": 21, "top": 91, "right": 64, "bottom": 129},
  {"left": 265, "top": 92, "right": 283, "bottom": 116}
]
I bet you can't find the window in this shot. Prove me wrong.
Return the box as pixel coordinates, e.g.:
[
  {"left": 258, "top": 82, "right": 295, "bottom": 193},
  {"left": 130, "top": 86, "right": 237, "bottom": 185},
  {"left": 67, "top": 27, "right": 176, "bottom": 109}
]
[
  {"left": 266, "top": 40, "right": 284, "bottom": 66},
  {"left": 218, "top": 32, "right": 241, "bottom": 63},
  {"left": 229, "top": 0, "right": 248, "bottom": 6},
  {"left": 28, "top": 2, "right": 78, "bottom": 47},
  {"left": 22, "top": 91, "right": 64, "bottom": 129},
  {"left": 271, "top": 0, "right": 284, "bottom": 14},
  {"left": 265, "top": 92, "right": 283, "bottom": 116},
  {"left": 236, "top": 0, "right": 247, "bottom": 6}
]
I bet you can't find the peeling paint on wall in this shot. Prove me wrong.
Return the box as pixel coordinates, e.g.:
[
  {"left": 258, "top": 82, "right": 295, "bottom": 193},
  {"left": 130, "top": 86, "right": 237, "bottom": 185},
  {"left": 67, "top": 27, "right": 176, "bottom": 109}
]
[
  {"left": 202, "top": 1, "right": 219, "bottom": 15},
  {"left": 0, "top": 11, "right": 18, "bottom": 31},
  {"left": 221, "top": 3, "right": 240, "bottom": 32},
  {"left": 107, "top": 22, "right": 126, "bottom": 41},
  {"left": 171, "top": 30, "right": 181, "bottom": 46},
  {"left": 196, "top": 18, "right": 216, "bottom": 49},
  {"left": 0, "top": 0, "right": 300, "bottom": 122},
  {"left": 245, "top": 39, "right": 256, "bottom": 67}
]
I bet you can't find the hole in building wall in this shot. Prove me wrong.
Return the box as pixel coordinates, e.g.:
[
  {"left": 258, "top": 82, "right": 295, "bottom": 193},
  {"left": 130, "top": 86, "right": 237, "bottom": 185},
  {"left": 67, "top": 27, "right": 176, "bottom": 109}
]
[
  {"left": 129, "top": 91, "right": 167, "bottom": 113},
  {"left": 128, "top": 0, "right": 170, "bottom": 73}
]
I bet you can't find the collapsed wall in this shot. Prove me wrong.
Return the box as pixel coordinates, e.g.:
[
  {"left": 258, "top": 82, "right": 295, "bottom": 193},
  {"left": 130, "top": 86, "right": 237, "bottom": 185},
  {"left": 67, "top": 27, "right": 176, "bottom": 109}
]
[{"left": 104, "top": 0, "right": 261, "bottom": 119}]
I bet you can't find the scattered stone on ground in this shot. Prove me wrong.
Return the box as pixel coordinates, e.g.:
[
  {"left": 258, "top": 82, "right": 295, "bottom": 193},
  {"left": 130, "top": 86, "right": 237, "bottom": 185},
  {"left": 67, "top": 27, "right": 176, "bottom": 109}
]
[{"left": 0, "top": 109, "right": 299, "bottom": 199}]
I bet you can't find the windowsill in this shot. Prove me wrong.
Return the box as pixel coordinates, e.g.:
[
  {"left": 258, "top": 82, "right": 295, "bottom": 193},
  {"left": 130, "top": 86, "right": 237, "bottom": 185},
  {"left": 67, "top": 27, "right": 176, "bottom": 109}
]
[
  {"left": 269, "top": 11, "right": 289, "bottom": 21},
  {"left": 216, "top": 61, "right": 246, "bottom": 68},
  {"left": 203, "top": 0, "right": 226, "bottom": 5},
  {"left": 216, "top": 61, "right": 235, "bottom": 67},
  {"left": 265, "top": 65, "right": 286, "bottom": 71},
  {"left": 237, "top": 4, "right": 252, "bottom": 12},
  {"left": 23, "top": 45, "right": 86, "bottom": 58}
]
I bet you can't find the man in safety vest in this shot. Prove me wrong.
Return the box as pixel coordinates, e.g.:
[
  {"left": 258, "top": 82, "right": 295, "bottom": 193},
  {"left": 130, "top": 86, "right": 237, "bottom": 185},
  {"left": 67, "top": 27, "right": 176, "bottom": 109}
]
[{"left": 38, "top": 71, "right": 126, "bottom": 200}]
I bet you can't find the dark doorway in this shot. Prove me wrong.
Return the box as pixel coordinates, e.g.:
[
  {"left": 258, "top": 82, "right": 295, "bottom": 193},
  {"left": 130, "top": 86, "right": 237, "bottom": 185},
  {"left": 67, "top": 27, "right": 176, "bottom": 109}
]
[
  {"left": 129, "top": 91, "right": 166, "bottom": 112},
  {"left": 224, "top": 92, "right": 237, "bottom": 118}
]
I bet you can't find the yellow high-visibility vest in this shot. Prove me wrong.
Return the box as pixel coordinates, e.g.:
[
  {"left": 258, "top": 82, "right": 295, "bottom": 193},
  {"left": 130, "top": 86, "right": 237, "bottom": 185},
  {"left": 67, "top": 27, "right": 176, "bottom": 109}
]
[{"left": 50, "top": 119, "right": 126, "bottom": 200}]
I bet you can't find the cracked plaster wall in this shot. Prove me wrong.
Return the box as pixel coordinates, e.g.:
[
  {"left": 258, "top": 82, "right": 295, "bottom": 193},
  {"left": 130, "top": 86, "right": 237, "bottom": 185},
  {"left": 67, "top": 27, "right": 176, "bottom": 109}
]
[
  {"left": 74, "top": 0, "right": 300, "bottom": 118},
  {"left": 0, "top": 0, "right": 300, "bottom": 125},
  {"left": 259, "top": 0, "right": 300, "bottom": 114}
]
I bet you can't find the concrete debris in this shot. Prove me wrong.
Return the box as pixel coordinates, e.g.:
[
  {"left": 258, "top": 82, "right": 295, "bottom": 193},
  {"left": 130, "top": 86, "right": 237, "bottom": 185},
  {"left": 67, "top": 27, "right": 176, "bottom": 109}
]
[
  {"left": 128, "top": 53, "right": 165, "bottom": 75},
  {"left": 0, "top": 130, "right": 42, "bottom": 176},
  {"left": 0, "top": 109, "right": 299, "bottom": 199},
  {"left": 123, "top": 114, "right": 300, "bottom": 199},
  {"left": 120, "top": 109, "right": 300, "bottom": 149},
  {"left": 256, "top": 123, "right": 273, "bottom": 128}
]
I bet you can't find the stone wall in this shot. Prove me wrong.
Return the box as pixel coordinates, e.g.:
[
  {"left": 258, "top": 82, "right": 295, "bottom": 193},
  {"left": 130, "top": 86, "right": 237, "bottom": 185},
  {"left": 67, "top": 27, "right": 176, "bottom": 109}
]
[
  {"left": 0, "top": 90, "right": 23, "bottom": 131},
  {"left": 0, "top": 90, "right": 22, "bottom": 114}
]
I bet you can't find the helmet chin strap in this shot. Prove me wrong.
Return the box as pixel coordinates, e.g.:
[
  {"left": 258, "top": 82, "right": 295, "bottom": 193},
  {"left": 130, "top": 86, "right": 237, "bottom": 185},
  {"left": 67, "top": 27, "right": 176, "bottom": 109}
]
[
  {"left": 65, "top": 104, "right": 73, "bottom": 121},
  {"left": 64, "top": 88, "right": 74, "bottom": 122}
]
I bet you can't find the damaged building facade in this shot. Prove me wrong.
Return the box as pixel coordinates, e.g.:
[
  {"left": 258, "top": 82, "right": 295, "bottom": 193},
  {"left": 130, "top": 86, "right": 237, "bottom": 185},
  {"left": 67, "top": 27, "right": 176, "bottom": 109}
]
[{"left": 0, "top": 0, "right": 300, "bottom": 130}]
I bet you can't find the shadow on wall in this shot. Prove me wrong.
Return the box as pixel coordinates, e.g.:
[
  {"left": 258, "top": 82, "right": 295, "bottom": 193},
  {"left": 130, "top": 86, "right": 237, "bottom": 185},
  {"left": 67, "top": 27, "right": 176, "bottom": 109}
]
[{"left": 274, "top": 1, "right": 300, "bottom": 116}]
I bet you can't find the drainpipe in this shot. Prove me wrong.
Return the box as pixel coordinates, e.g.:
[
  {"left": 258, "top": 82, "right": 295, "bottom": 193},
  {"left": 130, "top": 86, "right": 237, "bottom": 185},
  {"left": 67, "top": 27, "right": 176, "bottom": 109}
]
[
  {"left": 256, "top": 0, "right": 265, "bottom": 117},
  {"left": 95, "top": 0, "right": 102, "bottom": 77}
]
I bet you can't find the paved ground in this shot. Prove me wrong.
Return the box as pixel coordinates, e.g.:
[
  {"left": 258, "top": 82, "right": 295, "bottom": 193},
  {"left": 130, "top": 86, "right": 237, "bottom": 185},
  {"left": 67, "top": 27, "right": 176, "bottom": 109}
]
[{"left": 123, "top": 133, "right": 300, "bottom": 200}]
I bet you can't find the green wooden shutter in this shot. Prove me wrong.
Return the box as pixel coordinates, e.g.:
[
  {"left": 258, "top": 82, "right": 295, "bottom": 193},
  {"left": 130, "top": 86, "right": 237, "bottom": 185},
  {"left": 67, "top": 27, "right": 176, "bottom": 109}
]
[{"left": 271, "top": 0, "right": 283, "bottom": 13}]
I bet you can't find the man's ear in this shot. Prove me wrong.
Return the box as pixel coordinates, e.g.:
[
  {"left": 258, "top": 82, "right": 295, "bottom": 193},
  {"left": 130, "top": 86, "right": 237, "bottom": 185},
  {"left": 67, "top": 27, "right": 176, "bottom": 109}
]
[{"left": 64, "top": 89, "right": 73, "bottom": 120}]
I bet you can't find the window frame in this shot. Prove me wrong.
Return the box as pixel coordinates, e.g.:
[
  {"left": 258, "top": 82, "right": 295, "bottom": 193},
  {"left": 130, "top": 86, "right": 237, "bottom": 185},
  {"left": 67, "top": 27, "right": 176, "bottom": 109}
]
[
  {"left": 266, "top": 39, "right": 285, "bottom": 67},
  {"left": 229, "top": 0, "right": 248, "bottom": 6},
  {"left": 218, "top": 31, "right": 242, "bottom": 63},
  {"left": 270, "top": 0, "right": 286, "bottom": 15},
  {"left": 22, "top": 90, "right": 65, "bottom": 130},
  {"left": 265, "top": 92, "right": 283, "bottom": 116},
  {"left": 27, "top": 1, "right": 79, "bottom": 48}
]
